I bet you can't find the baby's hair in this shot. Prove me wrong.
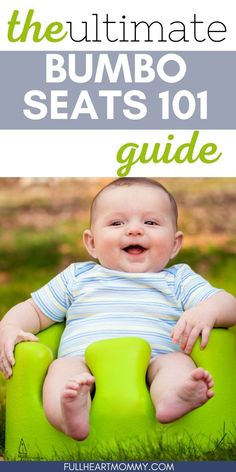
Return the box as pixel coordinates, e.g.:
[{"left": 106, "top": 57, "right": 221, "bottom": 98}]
[{"left": 90, "top": 177, "right": 178, "bottom": 227}]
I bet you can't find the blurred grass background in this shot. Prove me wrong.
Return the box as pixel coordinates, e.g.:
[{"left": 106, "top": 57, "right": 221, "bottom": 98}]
[{"left": 0, "top": 177, "right": 236, "bottom": 459}]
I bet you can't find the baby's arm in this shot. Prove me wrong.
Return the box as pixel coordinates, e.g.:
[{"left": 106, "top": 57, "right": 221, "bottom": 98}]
[
  {"left": 172, "top": 291, "right": 236, "bottom": 354},
  {"left": 0, "top": 298, "right": 55, "bottom": 378}
]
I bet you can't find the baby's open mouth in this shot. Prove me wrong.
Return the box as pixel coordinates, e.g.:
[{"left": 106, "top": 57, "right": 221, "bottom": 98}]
[{"left": 123, "top": 245, "right": 147, "bottom": 255}]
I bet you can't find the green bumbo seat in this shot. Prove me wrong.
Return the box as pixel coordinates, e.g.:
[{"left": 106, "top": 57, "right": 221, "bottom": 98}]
[{"left": 5, "top": 324, "right": 236, "bottom": 460}]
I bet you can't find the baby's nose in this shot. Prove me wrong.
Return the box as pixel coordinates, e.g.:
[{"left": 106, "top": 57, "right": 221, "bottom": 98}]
[{"left": 127, "top": 223, "right": 144, "bottom": 235}]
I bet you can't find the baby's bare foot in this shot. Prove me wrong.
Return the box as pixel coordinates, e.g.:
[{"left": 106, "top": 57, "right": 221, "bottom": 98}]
[
  {"left": 61, "top": 372, "right": 95, "bottom": 440},
  {"left": 157, "top": 367, "right": 214, "bottom": 423}
]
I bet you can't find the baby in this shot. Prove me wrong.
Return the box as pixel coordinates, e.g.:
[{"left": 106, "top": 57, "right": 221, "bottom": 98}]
[{"left": 0, "top": 177, "right": 236, "bottom": 441}]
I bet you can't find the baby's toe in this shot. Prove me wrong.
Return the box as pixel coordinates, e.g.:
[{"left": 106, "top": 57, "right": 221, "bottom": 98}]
[
  {"left": 66, "top": 380, "right": 80, "bottom": 390},
  {"left": 207, "top": 389, "right": 214, "bottom": 399},
  {"left": 63, "top": 388, "right": 78, "bottom": 399},
  {"left": 191, "top": 367, "right": 205, "bottom": 381},
  {"left": 204, "top": 371, "right": 214, "bottom": 385}
]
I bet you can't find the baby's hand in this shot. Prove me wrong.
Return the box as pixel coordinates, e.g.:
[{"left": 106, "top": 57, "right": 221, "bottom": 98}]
[
  {"left": 0, "top": 325, "right": 38, "bottom": 378},
  {"left": 171, "top": 308, "right": 216, "bottom": 354}
]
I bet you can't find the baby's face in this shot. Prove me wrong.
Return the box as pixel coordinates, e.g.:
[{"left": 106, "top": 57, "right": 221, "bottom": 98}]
[{"left": 83, "top": 185, "right": 183, "bottom": 273}]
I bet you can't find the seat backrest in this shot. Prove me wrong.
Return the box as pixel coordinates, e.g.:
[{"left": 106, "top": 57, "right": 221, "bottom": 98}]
[{"left": 37, "top": 323, "right": 65, "bottom": 359}]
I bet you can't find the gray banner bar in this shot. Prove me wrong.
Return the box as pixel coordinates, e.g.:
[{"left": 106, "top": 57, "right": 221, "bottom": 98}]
[
  {"left": 0, "top": 462, "right": 236, "bottom": 471},
  {"left": 0, "top": 51, "right": 235, "bottom": 129}
]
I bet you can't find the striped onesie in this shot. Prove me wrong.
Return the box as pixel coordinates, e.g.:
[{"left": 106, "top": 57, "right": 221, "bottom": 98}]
[{"left": 31, "top": 261, "right": 220, "bottom": 358}]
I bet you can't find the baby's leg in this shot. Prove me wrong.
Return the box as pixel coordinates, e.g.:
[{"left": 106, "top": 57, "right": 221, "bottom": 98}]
[
  {"left": 43, "top": 356, "right": 95, "bottom": 440},
  {"left": 147, "top": 352, "right": 214, "bottom": 423}
]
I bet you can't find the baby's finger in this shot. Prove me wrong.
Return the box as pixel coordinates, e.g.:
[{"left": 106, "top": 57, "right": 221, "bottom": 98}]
[
  {"left": 184, "top": 326, "right": 202, "bottom": 354},
  {"left": 4, "top": 345, "right": 15, "bottom": 367},
  {"left": 179, "top": 324, "right": 195, "bottom": 351},
  {"left": 200, "top": 326, "right": 211, "bottom": 349},
  {"left": 4, "top": 339, "right": 17, "bottom": 366},
  {"left": 0, "top": 355, "right": 4, "bottom": 374},
  {"left": 171, "top": 318, "right": 187, "bottom": 343},
  {"left": 17, "top": 332, "right": 39, "bottom": 343},
  {"left": 0, "top": 354, "right": 13, "bottom": 378}
]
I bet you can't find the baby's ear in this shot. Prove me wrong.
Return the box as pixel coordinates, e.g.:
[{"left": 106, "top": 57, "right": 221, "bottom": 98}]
[
  {"left": 170, "top": 231, "right": 184, "bottom": 259},
  {"left": 83, "top": 229, "right": 97, "bottom": 258}
]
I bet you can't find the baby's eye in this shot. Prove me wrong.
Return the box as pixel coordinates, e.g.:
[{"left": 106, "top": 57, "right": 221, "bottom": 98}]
[
  {"left": 144, "top": 220, "right": 158, "bottom": 226},
  {"left": 110, "top": 220, "right": 124, "bottom": 226}
]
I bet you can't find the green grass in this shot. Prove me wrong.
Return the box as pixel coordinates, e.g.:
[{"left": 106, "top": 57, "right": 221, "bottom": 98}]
[
  {"left": 57, "top": 433, "right": 236, "bottom": 461},
  {"left": 0, "top": 375, "right": 6, "bottom": 455},
  {"left": 0, "top": 222, "right": 88, "bottom": 314},
  {"left": 4, "top": 430, "right": 236, "bottom": 461},
  {"left": 174, "top": 246, "right": 236, "bottom": 295},
  {"left": 67, "top": 433, "right": 236, "bottom": 461}
]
